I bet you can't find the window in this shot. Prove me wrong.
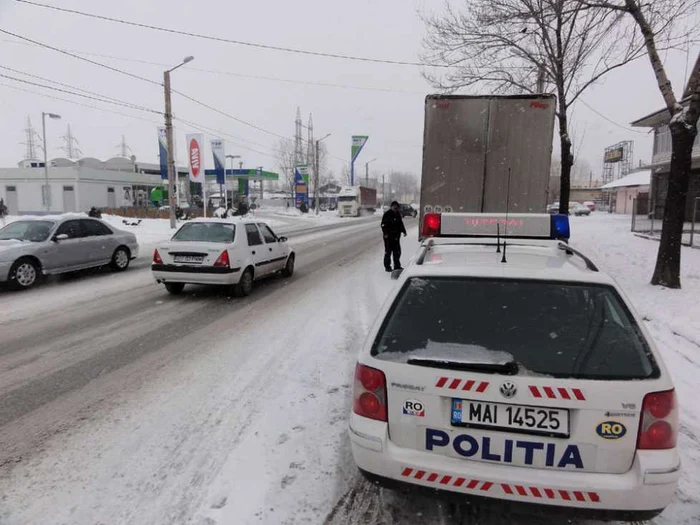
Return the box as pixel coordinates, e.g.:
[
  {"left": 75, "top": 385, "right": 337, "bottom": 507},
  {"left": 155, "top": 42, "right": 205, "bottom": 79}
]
[
  {"left": 0, "top": 220, "right": 54, "bottom": 242},
  {"left": 63, "top": 186, "right": 74, "bottom": 191},
  {"left": 372, "top": 277, "right": 658, "bottom": 380},
  {"left": 107, "top": 187, "right": 115, "bottom": 193},
  {"left": 245, "top": 224, "right": 263, "bottom": 246},
  {"left": 81, "top": 219, "right": 113, "bottom": 236},
  {"left": 55, "top": 220, "right": 84, "bottom": 239},
  {"left": 6, "top": 186, "right": 16, "bottom": 192},
  {"left": 653, "top": 126, "right": 672, "bottom": 157},
  {"left": 258, "top": 224, "right": 277, "bottom": 243},
  {"left": 172, "top": 223, "right": 235, "bottom": 243}
]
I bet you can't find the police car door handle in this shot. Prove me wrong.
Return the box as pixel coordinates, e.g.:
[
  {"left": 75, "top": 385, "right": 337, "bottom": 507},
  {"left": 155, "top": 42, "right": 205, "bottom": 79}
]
[
  {"left": 269, "top": 247, "right": 273, "bottom": 251},
  {"left": 252, "top": 250, "right": 256, "bottom": 255}
]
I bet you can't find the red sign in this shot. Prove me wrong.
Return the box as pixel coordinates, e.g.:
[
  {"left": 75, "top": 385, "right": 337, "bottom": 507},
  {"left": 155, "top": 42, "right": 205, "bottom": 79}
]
[
  {"left": 530, "top": 101, "right": 549, "bottom": 109},
  {"left": 189, "top": 138, "right": 201, "bottom": 177}
]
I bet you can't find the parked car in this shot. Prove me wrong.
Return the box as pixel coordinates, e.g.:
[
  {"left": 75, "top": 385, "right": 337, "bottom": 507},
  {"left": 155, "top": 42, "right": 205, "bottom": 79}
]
[
  {"left": 572, "top": 203, "right": 591, "bottom": 216},
  {"left": 584, "top": 201, "right": 597, "bottom": 212},
  {"left": 547, "top": 202, "right": 560, "bottom": 215},
  {"left": 152, "top": 218, "right": 294, "bottom": 296},
  {"left": 399, "top": 203, "right": 418, "bottom": 218},
  {"left": 0, "top": 216, "right": 139, "bottom": 290}
]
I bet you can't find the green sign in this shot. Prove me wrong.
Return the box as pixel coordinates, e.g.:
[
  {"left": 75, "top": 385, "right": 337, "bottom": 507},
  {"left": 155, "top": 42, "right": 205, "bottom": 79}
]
[
  {"left": 296, "top": 165, "right": 310, "bottom": 185},
  {"left": 351, "top": 135, "right": 369, "bottom": 163}
]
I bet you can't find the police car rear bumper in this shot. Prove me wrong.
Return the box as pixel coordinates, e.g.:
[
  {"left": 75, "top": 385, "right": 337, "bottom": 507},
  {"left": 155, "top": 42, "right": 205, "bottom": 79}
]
[
  {"left": 152, "top": 265, "right": 241, "bottom": 285},
  {"left": 349, "top": 413, "right": 679, "bottom": 514}
]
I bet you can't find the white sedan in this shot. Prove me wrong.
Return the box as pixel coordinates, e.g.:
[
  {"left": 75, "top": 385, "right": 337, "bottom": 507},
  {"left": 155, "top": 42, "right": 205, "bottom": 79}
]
[
  {"left": 350, "top": 213, "right": 679, "bottom": 522},
  {"left": 152, "top": 218, "right": 294, "bottom": 296}
]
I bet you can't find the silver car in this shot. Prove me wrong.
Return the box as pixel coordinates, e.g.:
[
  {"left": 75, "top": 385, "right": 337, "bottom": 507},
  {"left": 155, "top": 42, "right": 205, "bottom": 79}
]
[{"left": 0, "top": 216, "right": 139, "bottom": 290}]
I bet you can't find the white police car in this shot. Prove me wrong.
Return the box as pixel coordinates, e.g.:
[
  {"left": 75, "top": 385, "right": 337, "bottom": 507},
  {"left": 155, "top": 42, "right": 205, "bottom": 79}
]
[{"left": 349, "top": 213, "right": 679, "bottom": 521}]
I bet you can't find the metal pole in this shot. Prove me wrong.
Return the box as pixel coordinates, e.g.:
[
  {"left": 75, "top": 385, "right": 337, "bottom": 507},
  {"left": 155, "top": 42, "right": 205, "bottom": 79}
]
[
  {"left": 164, "top": 70, "right": 177, "bottom": 228},
  {"left": 350, "top": 162, "right": 354, "bottom": 186},
  {"left": 41, "top": 112, "right": 50, "bottom": 211},
  {"left": 690, "top": 197, "right": 699, "bottom": 247},
  {"left": 382, "top": 174, "right": 385, "bottom": 210},
  {"left": 315, "top": 139, "right": 320, "bottom": 215},
  {"left": 631, "top": 199, "right": 636, "bottom": 232},
  {"left": 365, "top": 162, "right": 369, "bottom": 186}
]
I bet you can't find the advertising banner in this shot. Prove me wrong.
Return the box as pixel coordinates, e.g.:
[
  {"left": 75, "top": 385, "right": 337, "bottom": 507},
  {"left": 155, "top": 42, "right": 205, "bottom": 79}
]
[
  {"left": 157, "top": 127, "right": 168, "bottom": 180},
  {"left": 351, "top": 135, "right": 369, "bottom": 163},
  {"left": 185, "top": 133, "right": 205, "bottom": 184},
  {"left": 294, "top": 165, "right": 309, "bottom": 208},
  {"left": 210, "top": 138, "right": 226, "bottom": 185}
]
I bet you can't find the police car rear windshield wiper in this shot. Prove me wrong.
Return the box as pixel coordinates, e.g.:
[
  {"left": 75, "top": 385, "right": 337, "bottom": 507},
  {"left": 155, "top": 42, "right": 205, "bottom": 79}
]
[{"left": 407, "top": 358, "right": 519, "bottom": 375}]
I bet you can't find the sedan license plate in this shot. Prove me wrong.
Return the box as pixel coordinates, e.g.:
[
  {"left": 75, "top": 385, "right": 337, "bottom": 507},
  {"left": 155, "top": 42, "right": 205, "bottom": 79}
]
[
  {"left": 452, "top": 399, "right": 569, "bottom": 437},
  {"left": 173, "top": 255, "right": 204, "bottom": 264}
]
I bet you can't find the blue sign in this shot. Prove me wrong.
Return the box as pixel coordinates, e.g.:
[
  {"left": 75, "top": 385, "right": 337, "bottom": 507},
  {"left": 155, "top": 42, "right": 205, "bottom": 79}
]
[
  {"left": 294, "top": 167, "right": 308, "bottom": 208},
  {"left": 158, "top": 127, "right": 168, "bottom": 180}
]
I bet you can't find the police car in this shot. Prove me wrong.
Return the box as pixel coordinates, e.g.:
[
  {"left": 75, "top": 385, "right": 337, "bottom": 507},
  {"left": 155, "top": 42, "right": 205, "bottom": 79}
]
[
  {"left": 349, "top": 213, "right": 679, "bottom": 521},
  {"left": 152, "top": 218, "right": 294, "bottom": 296}
]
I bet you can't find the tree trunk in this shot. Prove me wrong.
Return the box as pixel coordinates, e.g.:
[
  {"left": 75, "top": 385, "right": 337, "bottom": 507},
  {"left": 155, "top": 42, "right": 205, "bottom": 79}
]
[
  {"left": 557, "top": 111, "right": 574, "bottom": 216},
  {"left": 650, "top": 121, "right": 696, "bottom": 288}
]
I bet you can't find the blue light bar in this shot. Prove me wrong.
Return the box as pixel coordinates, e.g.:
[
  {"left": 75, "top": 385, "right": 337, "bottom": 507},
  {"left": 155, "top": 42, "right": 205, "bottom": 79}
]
[{"left": 551, "top": 214, "right": 570, "bottom": 240}]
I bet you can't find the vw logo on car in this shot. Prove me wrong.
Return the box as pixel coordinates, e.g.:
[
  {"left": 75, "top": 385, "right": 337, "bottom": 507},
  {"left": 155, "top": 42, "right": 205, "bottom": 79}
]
[{"left": 500, "top": 381, "right": 517, "bottom": 399}]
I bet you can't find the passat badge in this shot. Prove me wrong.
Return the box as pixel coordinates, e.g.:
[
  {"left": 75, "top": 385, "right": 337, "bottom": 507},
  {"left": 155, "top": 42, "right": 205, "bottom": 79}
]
[
  {"left": 403, "top": 399, "right": 425, "bottom": 417},
  {"left": 596, "top": 421, "right": 627, "bottom": 440},
  {"left": 500, "top": 381, "right": 517, "bottom": 399}
]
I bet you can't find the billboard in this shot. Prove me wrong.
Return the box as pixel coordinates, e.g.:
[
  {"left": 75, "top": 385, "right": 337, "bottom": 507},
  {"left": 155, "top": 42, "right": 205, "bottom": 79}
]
[
  {"left": 185, "top": 134, "right": 205, "bottom": 184},
  {"left": 604, "top": 147, "right": 624, "bottom": 163},
  {"left": 351, "top": 135, "right": 369, "bottom": 163},
  {"left": 295, "top": 165, "right": 309, "bottom": 208}
]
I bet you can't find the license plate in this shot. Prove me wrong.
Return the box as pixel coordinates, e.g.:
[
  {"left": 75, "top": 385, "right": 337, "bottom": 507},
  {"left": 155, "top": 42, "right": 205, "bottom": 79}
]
[
  {"left": 451, "top": 399, "right": 569, "bottom": 437},
  {"left": 173, "top": 255, "right": 203, "bottom": 264}
]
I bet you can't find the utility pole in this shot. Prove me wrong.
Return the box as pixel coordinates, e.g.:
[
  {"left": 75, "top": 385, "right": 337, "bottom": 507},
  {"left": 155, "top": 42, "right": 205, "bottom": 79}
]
[
  {"left": 163, "top": 56, "right": 193, "bottom": 229},
  {"left": 381, "top": 174, "right": 385, "bottom": 211},
  {"left": 41, "top": 112, "right": 61, "bottom": 211},
  {"left": 365, "top": 158, "right": 377, "bottom": 187},
  {"left": 536, "top": 65, "right": 546, "bottom": 93},
  {"left": 314, "top": 133, "right": 331, "bottom": 215}
]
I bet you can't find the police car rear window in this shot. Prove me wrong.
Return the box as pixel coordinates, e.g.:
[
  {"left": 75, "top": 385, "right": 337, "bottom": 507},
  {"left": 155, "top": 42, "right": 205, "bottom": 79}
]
[{"left": 372, "top": 277, "right": 658, "bottom": 380}]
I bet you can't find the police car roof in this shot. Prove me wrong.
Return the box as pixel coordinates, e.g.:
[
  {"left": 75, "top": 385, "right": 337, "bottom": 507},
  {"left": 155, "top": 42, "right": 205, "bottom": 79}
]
[
  {"left": 403, "top": 239, "right": 614, "bottom": 285},
  {"left": 189, "top": 217, "right": 262, "bottom": 225}
]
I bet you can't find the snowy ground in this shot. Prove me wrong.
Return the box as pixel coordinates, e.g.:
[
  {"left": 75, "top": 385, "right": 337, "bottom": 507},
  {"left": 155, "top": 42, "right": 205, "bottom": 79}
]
[{"left": 0, "top": 213, "right": 698, "bottom": 525}]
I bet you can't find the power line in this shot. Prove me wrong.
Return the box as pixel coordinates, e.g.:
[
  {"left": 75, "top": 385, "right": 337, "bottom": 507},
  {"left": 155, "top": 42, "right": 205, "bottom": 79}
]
[
  {"left": 15, "top": 0, "right": 443, "bottom": 68},
  {"left": 0, "top": 64, "right": 161, "bottom": 115},
  {"left": 578, "top": 99, "right": 648, "bottom": 135}
]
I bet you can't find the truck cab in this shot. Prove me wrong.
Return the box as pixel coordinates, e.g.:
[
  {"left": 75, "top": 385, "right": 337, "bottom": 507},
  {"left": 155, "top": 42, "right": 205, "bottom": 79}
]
[{"left": 338, "top": 186, "right": 360, "bottom": 217}]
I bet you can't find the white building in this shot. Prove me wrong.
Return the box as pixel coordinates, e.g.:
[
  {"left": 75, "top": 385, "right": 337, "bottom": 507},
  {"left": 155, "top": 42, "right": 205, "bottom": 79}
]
[
  {"left": 601, "top": 170, "right": 651, "bottom": 215},
  {"left": 0, "top": 157, "right": 188, "bottom": 215}
]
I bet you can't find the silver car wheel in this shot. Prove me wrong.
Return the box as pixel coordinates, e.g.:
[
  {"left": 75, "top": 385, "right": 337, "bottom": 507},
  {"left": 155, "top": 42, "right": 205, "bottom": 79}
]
[
  {"left": 114, "top": 249, "right": 129, "bottom": 269},
  {"left": 16, "top": 262, "right": 37, "bottom": 287}
]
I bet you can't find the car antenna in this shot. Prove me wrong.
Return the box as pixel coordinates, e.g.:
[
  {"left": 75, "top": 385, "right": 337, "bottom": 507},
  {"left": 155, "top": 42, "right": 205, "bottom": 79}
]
[
  {"left": 496, "top": 223, "right": 501, "bottom": 253},
  {"left": 501, "top": 167, "right": 512, "bottom": 264}
]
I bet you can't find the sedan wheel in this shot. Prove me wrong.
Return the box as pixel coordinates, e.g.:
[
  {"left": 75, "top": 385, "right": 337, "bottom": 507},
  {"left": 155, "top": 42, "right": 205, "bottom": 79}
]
[
  {"left": 111, "top": 247, "right": 130, "bottom": 271},
  {"left": 233, "top": 269, "right": 254, "bottom": 297},
  {"left": 281, "top": 254, "right": 295, "bottom": 278},
  {"left": 165, "top": 282, "right": 185, "bottom": 295},
  {"left": 9, "top": 259, "right": 39, "bottom": 290}
]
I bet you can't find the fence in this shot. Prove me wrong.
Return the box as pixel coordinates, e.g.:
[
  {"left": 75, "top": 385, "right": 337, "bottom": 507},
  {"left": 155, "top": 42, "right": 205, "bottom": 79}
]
[{"left": 631, "top": 197, "right": 700, "bottom": 248}]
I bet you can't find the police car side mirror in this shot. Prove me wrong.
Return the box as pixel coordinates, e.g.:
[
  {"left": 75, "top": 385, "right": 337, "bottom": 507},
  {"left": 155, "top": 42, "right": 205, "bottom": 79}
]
[
  {"left": 53, "top": 233, "right": 69, "bottom": 242},
  {"left": 278, "top": 236, "right": 288, "bottom": 243},
  {"left": 391, "top": 268, "right": 404, "bottom": 280}
]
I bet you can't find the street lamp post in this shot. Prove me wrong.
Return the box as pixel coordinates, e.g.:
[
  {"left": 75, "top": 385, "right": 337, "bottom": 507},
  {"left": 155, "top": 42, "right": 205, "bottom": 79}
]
[
  {"left": 164, "top": 55, "right": 194, "bottom": 228},
  {"left": 315, "top": 133, "right": 331, "bottom": 215},
  {"left": 225, "top": 154, "right": 241, "bottom": 209},
  {"left": 365, "top": 157, "right": 378, "bottom": 187},
  {"left": 41, "top": 112, "right": 61, "bottom": 212}
]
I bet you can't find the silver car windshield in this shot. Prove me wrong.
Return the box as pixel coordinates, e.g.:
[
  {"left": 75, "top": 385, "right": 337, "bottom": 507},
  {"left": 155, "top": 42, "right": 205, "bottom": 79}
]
[
  {"left": 0, "top": 221, "right": 55, "bottom": 242},
  {"left": 171, "top": 223, "right": 235, "bottom": 243}
]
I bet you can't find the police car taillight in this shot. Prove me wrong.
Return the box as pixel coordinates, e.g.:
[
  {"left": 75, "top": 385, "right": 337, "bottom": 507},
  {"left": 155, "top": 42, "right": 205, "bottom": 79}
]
[
  {"left": 353, "top": 363, "right": 387, "bottom": 422},
  {"left": 213, "top": 250, "right": 230, "bottom": 268},
  {"left": 422, "top": 213, "right": 441, "bottom": 237},
  {"left": 637, "top": 389, "right": 678, "bottom": 450},
  {"left": 153, "top": 249, "right": 163, "bottom": 264}
]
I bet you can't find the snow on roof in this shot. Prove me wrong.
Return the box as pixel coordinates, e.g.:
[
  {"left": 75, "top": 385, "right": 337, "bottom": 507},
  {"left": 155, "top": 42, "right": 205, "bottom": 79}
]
[{"left": 601, "top": 170, "right": 651, "bottom": 190}]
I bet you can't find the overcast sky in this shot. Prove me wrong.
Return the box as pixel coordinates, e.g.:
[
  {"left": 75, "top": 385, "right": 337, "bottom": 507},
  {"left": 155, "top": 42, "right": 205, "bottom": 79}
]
[{"left": 0, "top": 0, "right": 698, "bottom": 182}]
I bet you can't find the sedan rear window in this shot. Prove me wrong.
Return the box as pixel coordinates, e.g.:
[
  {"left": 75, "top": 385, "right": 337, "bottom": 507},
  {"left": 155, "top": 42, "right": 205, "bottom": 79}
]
[
  {"left": 172, "top": 223, "right": 235, "bottom": 243},
  {"left": 0, "top": 220, "right": 54, "bottom": 242},
  {"left": 372, "top": 277, "right": 658, "bottom": 380}
]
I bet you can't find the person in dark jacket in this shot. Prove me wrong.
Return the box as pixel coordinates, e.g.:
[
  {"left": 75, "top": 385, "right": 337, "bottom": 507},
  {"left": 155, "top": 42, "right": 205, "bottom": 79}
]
[{"left": 381, "top": 201, "right": 407, "bottom": 272}]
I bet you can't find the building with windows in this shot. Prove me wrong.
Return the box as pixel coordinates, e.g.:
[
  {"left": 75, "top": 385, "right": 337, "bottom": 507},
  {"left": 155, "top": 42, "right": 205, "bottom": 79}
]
[
  {"left": 631, "top": 82, "right": 700, "bottom": 221},
  {"left": 0, "top": 157, "right": 188, "bottom": 215}
]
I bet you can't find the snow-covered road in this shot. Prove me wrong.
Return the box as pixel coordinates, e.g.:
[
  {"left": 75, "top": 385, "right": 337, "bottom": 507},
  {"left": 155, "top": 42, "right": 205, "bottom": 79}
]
[{"left": 1, "top": 213, "right": 698, "bottom": 525}]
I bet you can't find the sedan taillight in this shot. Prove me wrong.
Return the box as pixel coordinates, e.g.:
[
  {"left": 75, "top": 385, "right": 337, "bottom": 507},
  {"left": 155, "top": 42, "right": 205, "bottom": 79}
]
[
  {"left": 352, "top": 363, "right": 387, "bottom": 422},
  {"left": 153, "top": 249, "right": 163, "bottom": 264},
  {"left": 213, "top": 250, "right": 230, "bottom": 268},
  {"left": 637, "top": 389, "right": 678, "bottom": 450}
]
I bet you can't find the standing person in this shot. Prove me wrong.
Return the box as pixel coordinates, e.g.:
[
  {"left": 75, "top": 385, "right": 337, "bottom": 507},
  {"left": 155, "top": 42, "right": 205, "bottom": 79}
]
[
  {"left": 0, "top": 198, "right": 7, "bottom": 226},
  {"left": 381, "top": 201, "right": 407, "bottom": 272}
]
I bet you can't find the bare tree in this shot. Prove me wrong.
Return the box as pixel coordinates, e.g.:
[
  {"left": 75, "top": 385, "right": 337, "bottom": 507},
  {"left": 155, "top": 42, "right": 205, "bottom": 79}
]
[
  {"left": 578, "top": 0, "right": 700, "bottom": 288},
  {"left": 276, "top": 138, "right": 297, "bottom": 198},
  {"left": 422, "top": 0, "right": 646, "bottom": 214}
]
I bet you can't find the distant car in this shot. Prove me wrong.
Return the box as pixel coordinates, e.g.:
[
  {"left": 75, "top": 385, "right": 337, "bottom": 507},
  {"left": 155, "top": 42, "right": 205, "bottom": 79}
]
[
  {"left": 399, "top": 204, "right": 418, "bottom": 218},
  {"left": 584, "top": 201, "right": 596, "bottom": 212},
  {"left": 152, "top": 218, "right": 295, "bottom": 296},
  {"left": 547, "top": 202, "right": 560, "bottom": 215},
  {"left": 0, "top": 217, "right": 139, "bottom": 290},
  {"left": 572, "top": 204, "right": 591, "bottom": 216}
]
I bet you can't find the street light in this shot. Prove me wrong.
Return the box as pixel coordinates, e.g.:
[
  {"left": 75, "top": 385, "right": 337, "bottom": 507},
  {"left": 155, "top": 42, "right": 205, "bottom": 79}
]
[
  {"left": 365, "top": 157, "right": 378, "bottom": 187},
  {"left": 225, "top": 154, "right": 241, "bottom": 208},
  {"left": 41, "top": 112, "right": 61, "bottom": 212},
  {"left": 315, "top": 133, "right": 331, "bottom": 215},
  {"left": 164, "top": 55, "right": 194, "bottom": 228}
]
